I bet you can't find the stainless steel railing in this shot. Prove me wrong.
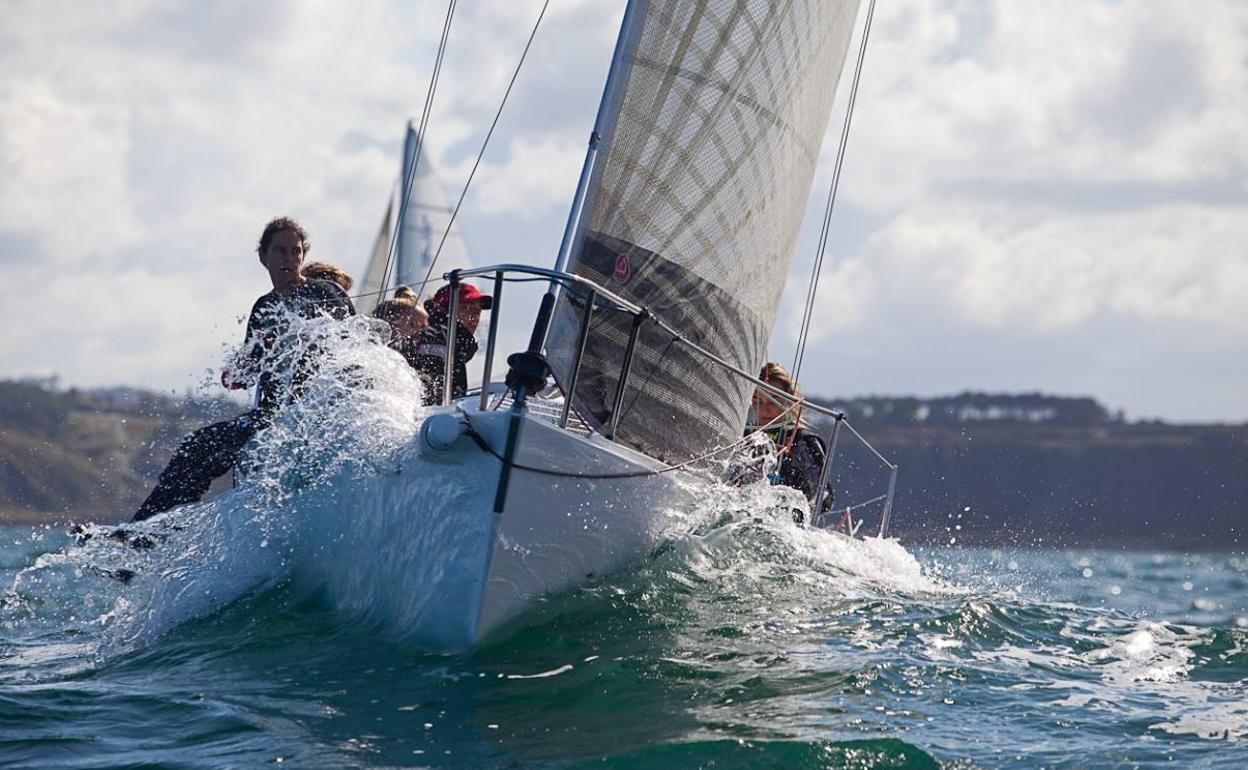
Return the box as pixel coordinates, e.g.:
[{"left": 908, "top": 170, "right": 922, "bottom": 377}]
[{"left": 437, "top": 263, "right": 900, "bottom": 538}]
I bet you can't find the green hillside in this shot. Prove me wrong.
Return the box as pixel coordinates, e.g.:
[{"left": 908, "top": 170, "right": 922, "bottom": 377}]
[
  {"left": 807, "top": 394, "right": 1246, "bottom": 550},
  {"left": 0, "top": 380, "right": 238, "bottom": 523},
  {"left": 1, "top": 381, "right": 1244, "bottom": 549}
]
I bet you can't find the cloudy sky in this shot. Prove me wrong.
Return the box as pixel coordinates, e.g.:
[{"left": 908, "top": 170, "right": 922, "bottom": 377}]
[{"left": 2, "top": 1, "right": 1245, "bottom": 422}]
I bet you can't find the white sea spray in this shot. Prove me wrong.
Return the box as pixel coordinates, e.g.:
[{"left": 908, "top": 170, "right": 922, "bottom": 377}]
[
  {"left": 1, "top": 308, "right": 954, "bottom": 667},
  {"left": 2, "top": 313, "right": 429, "bottom": 666}
]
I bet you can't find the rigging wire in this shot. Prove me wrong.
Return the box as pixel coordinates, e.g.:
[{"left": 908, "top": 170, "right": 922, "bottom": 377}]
[
  {"left": 376, "top": 0, "right": 458, "bottom": 301},
  {"left": 791, "top": 0, "right": 876, "bottom": 383},
  {"left": 414, "top": 0, "right": 551, "bottom": 299}
]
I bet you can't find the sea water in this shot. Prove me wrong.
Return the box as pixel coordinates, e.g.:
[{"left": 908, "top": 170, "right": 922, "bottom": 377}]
[{"left": 1, "top": 322, "right": 1245, "bottom": 769}]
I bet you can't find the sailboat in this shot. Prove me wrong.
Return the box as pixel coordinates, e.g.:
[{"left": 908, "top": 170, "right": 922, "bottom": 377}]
[
  {"left": 355, "top": 122, "right": 471, "bottom": 316},
  {"left": 312, "top": 0, "right": 893, "bottom": 650}
]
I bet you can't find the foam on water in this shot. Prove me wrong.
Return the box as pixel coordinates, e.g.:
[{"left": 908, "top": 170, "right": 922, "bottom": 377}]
[
  {"left": 671, "top": 476, "right": 947, "bottom": 601},
  {"left": 3, "top": 314, "right": 429, "bottom": 668},
  {"left": 10, "top": 321, "right": 1243, "bottom": 765},
  {"left": 3, "top": 311, "right": 959, "bottom": 670},
  {"left": 1, "top": 426, "right": 1246, "bottom": 768}
]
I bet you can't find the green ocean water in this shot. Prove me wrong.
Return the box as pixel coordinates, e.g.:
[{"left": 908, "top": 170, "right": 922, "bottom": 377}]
[
  {"left": 2, "top": 520, "right": 1245, "bottom": 770},
  {"left": 2, "top": 328, "right": 1244, "bottom": 768}
]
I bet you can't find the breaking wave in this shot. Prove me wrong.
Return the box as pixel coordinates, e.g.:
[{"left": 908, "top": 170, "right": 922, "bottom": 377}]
[
  {"left": 2, "top": 313, "right": 937, "bottom": 673},
  {"left": 7, "top": 316, "right": 1242, "bottom": 768}
]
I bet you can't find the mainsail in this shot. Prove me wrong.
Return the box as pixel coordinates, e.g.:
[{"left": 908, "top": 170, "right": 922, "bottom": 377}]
[
  {"left": 357, "top": 122, "right": 470, "bottom": 315},
  {"left": 545, "top": 0, "right": 862, "bottom": 462}
]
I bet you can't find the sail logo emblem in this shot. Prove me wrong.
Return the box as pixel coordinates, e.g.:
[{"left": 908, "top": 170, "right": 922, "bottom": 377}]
[{"left": 613, "top": 253, "right": 631, "bottom": 284}]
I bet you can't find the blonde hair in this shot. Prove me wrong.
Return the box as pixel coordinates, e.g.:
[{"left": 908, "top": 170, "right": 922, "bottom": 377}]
[
  {"left": 759, "top": 362, "right": 801, "bottom": 399},
  {"left": 373, "top": 285, "right": 428, "bottom": 324},
  {"left": 757, "top": 361, "right": 803, "bottom": 425},
  {"left": 301, "top": 261, "right": 354, "bottom": 292}
]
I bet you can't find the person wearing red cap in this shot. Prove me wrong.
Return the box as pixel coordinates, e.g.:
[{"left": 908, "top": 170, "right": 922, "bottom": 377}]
[{"left": 409, "top": 282, "right": 493, "bottom": 405}]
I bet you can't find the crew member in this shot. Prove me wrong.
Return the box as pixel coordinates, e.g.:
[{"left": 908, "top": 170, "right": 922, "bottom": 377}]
[
  {"left": 372, "top": 285, "right": 429, "bottom": 364},
  {"left": 132, "top": 217, "right": 355, "bottom": 521},
  {"left": 409, "top": 283, "right": 492, "bottom": 405},
  {"left": 301, "top": 261, "right": 354, "bottom": 293},
  {"left": 751, "top": 362, "right": 834, "bottom": 524}
]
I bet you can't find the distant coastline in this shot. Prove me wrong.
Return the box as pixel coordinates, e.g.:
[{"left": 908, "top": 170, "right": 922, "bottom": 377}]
[
  {"left": 0, "top": 379, "right": 241, "bottom": 527},
  {"left": 810, "top": 395, "right": 1244, "bottom": 551},
  {"left": 1, "top": 379, "right": 1243, "bottom": 550}
]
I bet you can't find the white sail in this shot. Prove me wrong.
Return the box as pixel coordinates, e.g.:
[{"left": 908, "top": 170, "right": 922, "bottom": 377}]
[
  {"left": 357, "top": 122, "right": 471, "bottom": 315},
  {"left": 355, "top": 192, "right": 395, "bottom": 316},
  {"left": 545, "top": 0, "right": 862, "bottom": 463}
]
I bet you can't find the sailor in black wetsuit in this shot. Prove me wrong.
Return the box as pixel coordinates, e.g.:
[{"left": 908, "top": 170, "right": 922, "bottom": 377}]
[
  {"left": 132, "top": 217, "right": 355, "bottom": 521},
  {"left": 408, "top": 283, "right": 492, "bottom": 405},
  {"left": 751, "top": 362, "right": 834, "bottom": 524}
]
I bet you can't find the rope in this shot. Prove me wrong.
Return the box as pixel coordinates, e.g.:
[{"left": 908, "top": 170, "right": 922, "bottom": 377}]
[
  {"left": 457, "top": 403, "right": 791, "bottom": 481},
  {"left": 415, "top": 0, "right": 551, "bottom": 299},
  {"left": 792, "top": 0, "right": 875, "bottom": 382},
  {"left": 376, "top": 0, "right": 458, "bottom": 301}
]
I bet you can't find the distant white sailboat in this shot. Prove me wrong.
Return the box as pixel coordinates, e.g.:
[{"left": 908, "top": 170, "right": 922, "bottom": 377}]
[{"left": 356, "top": 122, "right": 471, "bottom": 316}]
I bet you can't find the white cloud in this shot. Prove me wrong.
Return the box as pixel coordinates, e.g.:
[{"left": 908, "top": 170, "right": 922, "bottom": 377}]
[
  {"left": 464, "top": 136, "right": 585, "bottom": 218},
  {"left": 0, "top": 0, "right": 1245, "bottom": 421},
  {"left": 828, "top": 0, "right": 1248, "bottom": 209},
  {"left": 0, "top": 78, "right": 138, "bottom": 262},
  {"left": 768, "top": 0, "right": 1248, "bottom": 420},
  {"left": 2, "top": 261, "right": 257, "bottom": 392},
  {"left": 794, "top": 199, "right": 1248, "bottom": 348}
]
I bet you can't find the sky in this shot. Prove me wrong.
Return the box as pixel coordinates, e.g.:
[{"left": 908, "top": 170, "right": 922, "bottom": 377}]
[{"left": 1, "top": 0, "right": 1245, "bottom": 423}]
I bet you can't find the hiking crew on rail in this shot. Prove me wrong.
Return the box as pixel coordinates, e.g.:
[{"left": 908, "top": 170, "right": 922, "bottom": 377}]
[
  {"left": 132, "top": 217, "right": 355, "bottom": 521},
  {"left": 750, "top": 362, "right": 835, "bottom": 524}
]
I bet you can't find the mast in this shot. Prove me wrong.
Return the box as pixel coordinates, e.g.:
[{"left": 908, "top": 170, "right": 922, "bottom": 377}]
[
  {"left": 526, "top": 0, "right": 648, "bottom": 354},
  {"left": 495, "top": 2, "right": 650, "bottom": 515},
  {"left": 395, "top": 120, "right": 418, "bottom": 289}
]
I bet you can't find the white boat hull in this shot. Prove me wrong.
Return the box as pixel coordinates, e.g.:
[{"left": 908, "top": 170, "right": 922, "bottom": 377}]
[{"left": 294, "top": 399, "right": 700, "bottom": 650}]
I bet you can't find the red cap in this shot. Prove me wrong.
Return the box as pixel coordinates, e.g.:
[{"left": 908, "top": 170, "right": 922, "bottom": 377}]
[{"left": 427, "top": 283, "right": 493, "bottom": 311}]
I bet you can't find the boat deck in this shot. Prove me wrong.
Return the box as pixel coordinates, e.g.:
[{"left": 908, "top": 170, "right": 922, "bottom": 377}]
[{"left": 483, "top": 390, "right": 595, "bottom": 437}]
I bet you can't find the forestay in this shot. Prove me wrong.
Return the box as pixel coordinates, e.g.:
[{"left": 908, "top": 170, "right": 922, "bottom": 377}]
[{"left": 545, "top": 0, "right": 861, "bottom": 462}]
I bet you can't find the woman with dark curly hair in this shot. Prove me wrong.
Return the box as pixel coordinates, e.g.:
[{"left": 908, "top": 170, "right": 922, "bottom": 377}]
[{"left": 132, "top": 217, "right": 355, "bottom": 521}]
